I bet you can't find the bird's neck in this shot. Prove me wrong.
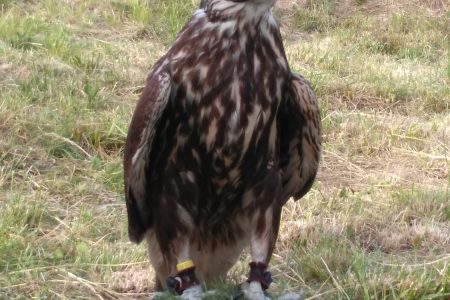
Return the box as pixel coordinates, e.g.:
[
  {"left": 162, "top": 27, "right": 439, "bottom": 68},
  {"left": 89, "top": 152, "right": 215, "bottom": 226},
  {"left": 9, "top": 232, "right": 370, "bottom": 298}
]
[{"left": 205, "top": 0, "right": 275, "bottom": 25}]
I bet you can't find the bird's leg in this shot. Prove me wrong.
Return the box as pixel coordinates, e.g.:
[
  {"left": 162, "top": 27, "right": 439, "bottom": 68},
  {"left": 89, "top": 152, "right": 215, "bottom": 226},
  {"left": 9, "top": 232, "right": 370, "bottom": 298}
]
[
  {"left": 150, "top": 168, "right": 203, "bottom": 298},
  {"left": 165, "top": 235, "right": 203, "bottom": 299},
  {"left": 167, "top": 260, "right": 199, "bottom": 295},
  {"left": 241, "top": 170, "right": 283, "bottom": 300},
  {"left": 239, "top": 206, "right": 280, "bottom": 300},
  {"left": 148, "top": 213, "right": 202, "bottom": 298}
]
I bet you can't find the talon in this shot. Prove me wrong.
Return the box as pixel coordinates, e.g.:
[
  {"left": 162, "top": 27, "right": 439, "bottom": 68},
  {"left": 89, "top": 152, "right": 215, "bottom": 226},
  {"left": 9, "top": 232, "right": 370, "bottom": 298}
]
[
  {"left": 167, "top": 262, "right": 199, "bottom": 295},
  {"left": 167, "top": 275, "right": 182, "bottom": 294},
  {"left": 180, "top": 284, "right": 203, "bottom": 300},
  {"left": 238, "top": 281, "right": 271, "bottom": 300},
  {"left": 247, "top": 262, "right": 272, "bottom": 290}
]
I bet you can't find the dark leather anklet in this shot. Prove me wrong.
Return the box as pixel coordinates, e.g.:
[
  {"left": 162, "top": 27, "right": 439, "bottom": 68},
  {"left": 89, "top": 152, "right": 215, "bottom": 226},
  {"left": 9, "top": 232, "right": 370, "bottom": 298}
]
[
  {"left": 167, "top": 267, "right": 199, "bottom": 295},
  {"left": 247, "top": 262, "right": 272, "bottom": 290}
]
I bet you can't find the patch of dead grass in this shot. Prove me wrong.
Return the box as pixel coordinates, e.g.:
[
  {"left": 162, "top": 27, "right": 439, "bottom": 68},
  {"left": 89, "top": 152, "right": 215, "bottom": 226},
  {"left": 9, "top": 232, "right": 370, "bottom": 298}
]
[
  {"left": 111, "top": 267, "right": 153, "bottom": 294},
  {"left": 1, "top": 0, "right": 449, "bottom": 299}
]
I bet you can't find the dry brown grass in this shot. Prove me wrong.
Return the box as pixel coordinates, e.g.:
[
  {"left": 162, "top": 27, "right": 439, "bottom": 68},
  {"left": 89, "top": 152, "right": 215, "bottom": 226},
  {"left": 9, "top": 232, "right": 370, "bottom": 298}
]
[{"left": 1, "top": 0, "right": 449, "bottom": 299}]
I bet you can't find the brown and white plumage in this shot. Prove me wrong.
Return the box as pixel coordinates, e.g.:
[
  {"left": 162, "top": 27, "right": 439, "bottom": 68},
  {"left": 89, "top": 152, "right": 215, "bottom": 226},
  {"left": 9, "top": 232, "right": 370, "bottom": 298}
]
[{"left": 123, "top": 0, "right": 321, "bottom": 298}]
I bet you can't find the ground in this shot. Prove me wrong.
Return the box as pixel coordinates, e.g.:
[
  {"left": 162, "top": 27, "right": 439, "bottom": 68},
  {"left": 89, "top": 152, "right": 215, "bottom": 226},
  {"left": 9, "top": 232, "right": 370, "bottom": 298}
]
[{"left": 0, "top": 0, "right": 449, "bottom": 299}]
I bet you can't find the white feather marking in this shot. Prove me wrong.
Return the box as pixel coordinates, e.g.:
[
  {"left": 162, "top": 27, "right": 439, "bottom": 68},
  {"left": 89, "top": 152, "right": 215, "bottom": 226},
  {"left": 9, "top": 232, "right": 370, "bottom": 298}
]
[
  {"left": 253, "top": 53, "right": 261, "bottom": 74},
  {"left": 250, "top": 208, "right": 273, "bottom": 263},
  {"left": 242, "top": 105, "right": 261, "bottom": 155},
  {"left": 199, "top": 65, "right": 208, "bottom": 80},
  {"left": 177, "top": 204, "right": 194, "bottom": 232},
  {"left": 206, "top": 119, "right": 218, "bottom": 149},
  {"left": 217, "top": 20, "right": 236, "bottom": 36},
  {"left": 131, "top": 147, "right": 142, "bottom": 165},
  {"left": 229, "top": 79, "right": 241, "bottom": 141},
  {"left": 186, "top": 171, "right": 195, "bottom": 183},
  {"left": 193, "top": 8, "right": 205, "bottom": 18},
  {"left": 172, "top": 50, "right": 188, "bottom": 62}
]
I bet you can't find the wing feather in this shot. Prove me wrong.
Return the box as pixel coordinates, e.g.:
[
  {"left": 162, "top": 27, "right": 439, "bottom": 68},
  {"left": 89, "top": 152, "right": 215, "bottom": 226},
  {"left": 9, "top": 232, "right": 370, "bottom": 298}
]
[
  {"left": 279, "top": 73, "right": 321, "bottom": 204},
  {"left": 124, "top": 68, "right": 172, "bottom": 243}
]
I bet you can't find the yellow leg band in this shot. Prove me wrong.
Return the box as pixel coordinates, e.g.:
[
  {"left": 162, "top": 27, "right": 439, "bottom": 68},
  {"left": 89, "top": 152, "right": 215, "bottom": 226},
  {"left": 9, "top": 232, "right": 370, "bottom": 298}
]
[{"left": 176, "top": 260, "right": 194, "bottom": 272}]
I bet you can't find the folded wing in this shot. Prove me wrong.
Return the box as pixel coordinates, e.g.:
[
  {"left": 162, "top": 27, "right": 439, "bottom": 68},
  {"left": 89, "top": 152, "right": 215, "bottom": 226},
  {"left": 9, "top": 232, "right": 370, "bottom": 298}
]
[
  {"left": 124, "top": 68, "right": 172, "bottom": 243},
  {"left": 279, "top": 73, "right": 321, "bottom": 204}
]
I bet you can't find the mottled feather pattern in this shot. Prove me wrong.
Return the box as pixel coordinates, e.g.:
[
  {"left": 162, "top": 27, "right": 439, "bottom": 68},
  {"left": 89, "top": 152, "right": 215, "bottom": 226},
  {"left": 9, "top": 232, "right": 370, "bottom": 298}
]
[
  {"left": 124, "top": 0, "right": 321, "bottom": 291},
  {"left": 279, "top": 74, "right": 321, "bottom": 203},
  {"left": 124, "top": 68, "right": 173, "bottom": 243}
]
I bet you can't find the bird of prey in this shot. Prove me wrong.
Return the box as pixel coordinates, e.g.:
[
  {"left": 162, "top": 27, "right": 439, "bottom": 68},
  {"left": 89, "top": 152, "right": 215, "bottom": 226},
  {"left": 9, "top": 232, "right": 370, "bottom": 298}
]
[{"left": 123, "top": 0, "right": 321, "bottom": 298}]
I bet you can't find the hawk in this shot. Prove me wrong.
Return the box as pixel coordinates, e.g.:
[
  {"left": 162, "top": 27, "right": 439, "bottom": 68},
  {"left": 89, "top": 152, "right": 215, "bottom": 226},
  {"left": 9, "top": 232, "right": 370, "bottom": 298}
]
[{"left": 123, "top": 0, "right": 321, "bottom": 298}]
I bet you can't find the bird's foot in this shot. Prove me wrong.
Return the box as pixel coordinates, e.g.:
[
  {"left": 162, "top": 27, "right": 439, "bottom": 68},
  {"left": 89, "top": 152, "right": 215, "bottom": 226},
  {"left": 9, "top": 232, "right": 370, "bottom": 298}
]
[
  {"left": 151, "top": 285, "right": 203, "bottom": 300},
  {"left": 248, "top": 262, "right": 272, "bottom": 290},
  {"left": 179, "top": 284, "right": 203, "bottom": 300},
  {"left": 167, "top": 264, "right": 199, "bottom": 294},
  {"left": 233, "top": 282, "right": 271, "bottom": 300},
  {"left": 232, "top": 262, "right": 273, "bottom": 300}
]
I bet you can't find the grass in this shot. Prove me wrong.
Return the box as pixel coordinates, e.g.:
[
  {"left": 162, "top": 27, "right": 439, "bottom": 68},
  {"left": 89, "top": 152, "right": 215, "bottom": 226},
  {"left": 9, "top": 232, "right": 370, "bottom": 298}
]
[{"left": 0, "top": 0, "right": 449, "bottom": 299}]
